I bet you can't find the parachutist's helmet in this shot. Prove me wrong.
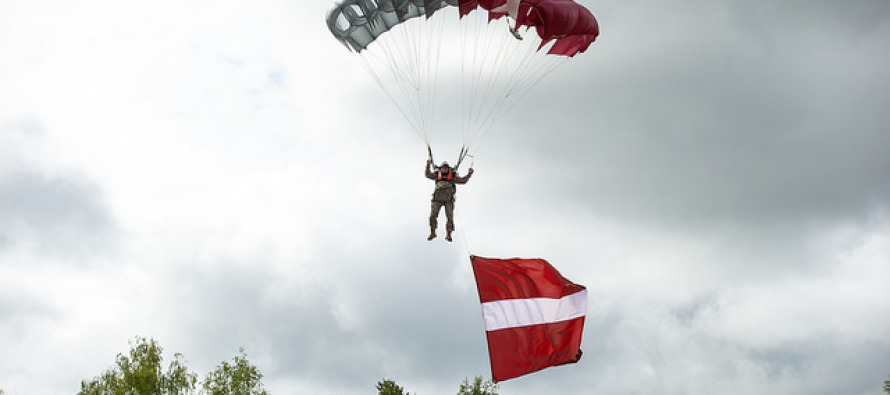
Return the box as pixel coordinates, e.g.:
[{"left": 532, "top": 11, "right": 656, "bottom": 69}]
[{"left": 440, "top": 162, "right": 450, "bottom": 169}]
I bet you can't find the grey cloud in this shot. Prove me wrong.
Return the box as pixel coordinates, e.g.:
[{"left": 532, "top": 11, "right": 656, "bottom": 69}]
[
  {"left": 0, "top": 117, "right": 118, "bottom": 261},
  {"left": 0, "top": 288, "right": 60, "bottom": 338},
  {"left": 494, "top": 0, "right": 890, "bottom": 234},
  {"left": 158, "top": 227, "right": 490, "bottom": 394},
  {"left": 0, "top": 170, "right": 118, "bottom": 260}
]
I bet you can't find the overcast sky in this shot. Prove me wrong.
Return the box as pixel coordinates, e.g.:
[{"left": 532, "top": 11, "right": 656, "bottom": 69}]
[{"left": 2, "top": 0, "right": 889, "bottom": 394}]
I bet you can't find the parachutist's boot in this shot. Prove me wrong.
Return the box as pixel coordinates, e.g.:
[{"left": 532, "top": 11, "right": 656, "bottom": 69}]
[
  {"left": 445, "top": 231, "right": 453, "bottom": 242},
  {"left": 427, "top": 229, "right": 437, "bottom": 241}
]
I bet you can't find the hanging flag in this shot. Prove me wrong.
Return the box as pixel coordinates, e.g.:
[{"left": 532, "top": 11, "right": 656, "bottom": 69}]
[{"left": 470, "top": 255, "right": 587, "bottom": 382}]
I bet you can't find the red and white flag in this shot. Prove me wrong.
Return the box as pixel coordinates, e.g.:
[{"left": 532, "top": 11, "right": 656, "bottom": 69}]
[{"left": 470, "top": 255, "right": 587, "bottom": 382}]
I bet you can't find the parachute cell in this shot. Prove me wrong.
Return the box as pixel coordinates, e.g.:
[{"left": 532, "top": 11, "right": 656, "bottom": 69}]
[
  {"left": 460, "top": 0, "right": 599, "bottom": 56},
  {"left": 516, "top": 0, "right": 599, "bottom": 55},
  {"left": 327, "top": 0, "right": 458, "bottom": 52}
]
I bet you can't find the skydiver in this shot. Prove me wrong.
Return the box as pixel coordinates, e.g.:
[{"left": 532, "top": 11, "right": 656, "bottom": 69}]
[{"left": 426, "top": 158, "right": 473, "bottom": 242}]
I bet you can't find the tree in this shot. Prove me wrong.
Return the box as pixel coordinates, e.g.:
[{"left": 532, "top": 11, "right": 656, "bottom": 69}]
[
  {"left": 80, "top": 337, "right": 269, "bottom": 395},
  {"left": 883, "top": 373, "right": 890, "bottom": 394},
  {"left": 457, "top": 376, "right": 498, "bottom": 395},
  {"left": 377, "top": 379, "right": 411, "bottom": 395},
  {"left": 202, "top": 348, "right": 269, "bottom": 395},
  {"left": 79, "top": 337, "right": 197, "bottom": 395}
]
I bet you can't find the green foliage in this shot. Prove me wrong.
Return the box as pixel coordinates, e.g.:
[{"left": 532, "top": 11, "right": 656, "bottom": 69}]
[
  {"left": 79, "top": 337, "right": 268, "bottom": 395},
  {"left": 202, "top": 348, "right": 269, "bottom": 395},
  {"left": 376, "top": 379, "right": 410, "bottom": 395},
  {"left": 79, "top": 337, "right": 197, "bottom": 395},
  {"left": 883, "top": 373, "right": 890, "bottom": 394},
  {"left": 456, "top": 376, "right": 498, "bottom": 395},
  {"left": 375, "top": 375, "right": 496, "bottom": 395}
]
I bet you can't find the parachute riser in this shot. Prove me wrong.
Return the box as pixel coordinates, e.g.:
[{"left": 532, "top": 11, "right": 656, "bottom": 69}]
[{"left": 427, "top": 144, "right": 472, "bottom": 172}]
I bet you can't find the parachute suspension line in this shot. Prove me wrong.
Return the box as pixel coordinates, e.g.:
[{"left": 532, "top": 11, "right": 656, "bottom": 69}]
[
  {"left": 346, "top": 6, "right": 577, "bottom": 162},
  {"left": 454, "top": 11, "right": 572, "bottom": 153},
  {"left": 353, "top": 52, "right": 425, "bottom": 144},
  {"left": 353, "top": 12, "right": 452, "bottom": 149},
  {"left": 460, "top": 12, "right": 512, "bottom": 152},
  {"left": 357, "top": 41, "right": 427, "bottom": 144},
  {"left": 469, "top": 50, "right": 568, "bottom": 149},
  {"left": 391, "top": 23, "right": 425, "bottom": 133},
  {"left": 463, "top": 22, "right": 522, "bottom": 148},
  {"left": 398, "top": 11, "right": 447, "bottom": 148},
  {"left": 508, "top": 43, "right": 568, "bottom": 99},
  {"left": 468, "top": 19, "right": 514, "bottom": 147},
  {"left": 424, "top": 12, "right": 448, "bottom": 150},
  {"left": 401, "top": 15, "right": 439, "bottom": 145},
  {"left": 459, "top": 13, "right": 481, "bottom": 151},
  {"left": 399, "top": 14, "right": 428, "bottom": 139},
  {"left": 461, "top": 19, "right": 508, "bottom": 149},
  {"left": 502, "top": 29, "right": 546, "bottom": 95},
  {"left": 463, "top": 13, "right": 499, "bottom": 148},
  {"left": 477, "top": 17, "right": 515, "bottom": 145},
  {"left": 459, "top": 13, "right": 472, "bottom": 151}
]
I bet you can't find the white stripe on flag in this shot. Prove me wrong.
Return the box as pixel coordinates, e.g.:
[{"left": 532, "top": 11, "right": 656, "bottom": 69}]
[{"left": 481, "top": 289, "right": 588, "bottom": 331}]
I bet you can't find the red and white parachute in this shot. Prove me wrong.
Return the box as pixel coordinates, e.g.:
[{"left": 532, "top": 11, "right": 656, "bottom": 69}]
[{"left": 326, "top": 0, "right": 599, "bottom": 164}]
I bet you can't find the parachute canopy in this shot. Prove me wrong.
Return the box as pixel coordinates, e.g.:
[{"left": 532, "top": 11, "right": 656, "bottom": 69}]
[
  {"left": 327, "top": 0, "right": 457, "bottom": 52},
  {"left": 326, "top": 0, "right": 599, "bottom": 161},
  {"left": 328, "top": 0, "right": 598, "bottom": 56}
]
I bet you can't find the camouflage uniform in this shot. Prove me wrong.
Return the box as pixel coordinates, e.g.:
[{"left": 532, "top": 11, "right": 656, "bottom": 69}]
[{"left": 426, "top": 161, "right": 473, "bottom": 241}]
